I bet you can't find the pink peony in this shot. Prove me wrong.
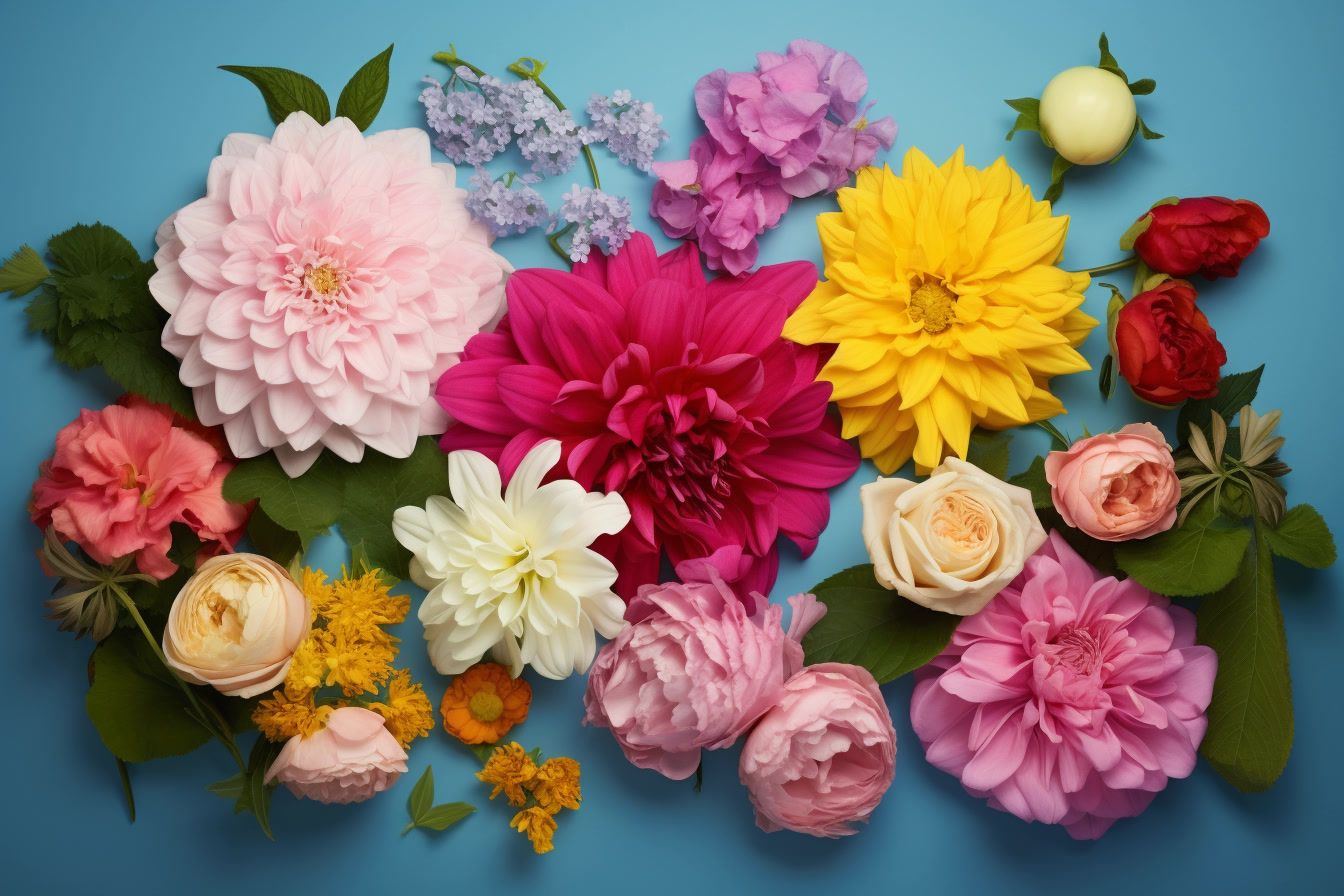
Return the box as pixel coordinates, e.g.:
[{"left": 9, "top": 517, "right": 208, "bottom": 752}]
[
  {"left": 149, "top": 112, "right": 510, "bottom": 476},
  {"left": 582, "top": 563, "right": 824, "bottom": 780},
  {"left": 435, "top": 232, "right": 858, "bottom": 598},
  {"left": 740, "top": 662, "right": 896, "bottom": 838},
  {"left": 911, "top": 532, "right": 1217, "bottom": 840},
  {"left": 1045, "top": 423, "right": 1180, "bottom": 542},
  {"left": 650, "top": 136, "right": 791, "bottom": 275},
  {"left": 265, "top": 707, "right": 408, "bottom": 804},
  {"left": 30, "top": 400, "right": 248, "bottom": 579}
]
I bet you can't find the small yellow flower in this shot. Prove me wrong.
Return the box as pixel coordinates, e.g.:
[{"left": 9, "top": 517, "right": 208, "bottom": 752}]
[
  {"left": 510, "top": 806, "right": 557, "bottom": 854},
  {"left": 252, "top": 686, "right": 332, "bottom": 740},
  {"left": 477, "top": 741, "right": 538, "bottom": 807},
  {"left": 783, "top": 147, "right": 1096, "bottom": 474},
  {"left": 532, "top": 757, "right": 581, "bottom": 814},
  {"left": 368, "top": 669, "right": 435, "bottom": 748}
]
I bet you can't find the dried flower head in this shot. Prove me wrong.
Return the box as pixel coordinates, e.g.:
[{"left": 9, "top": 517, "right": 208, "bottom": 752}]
[
  {"left": 1177, "top": 405, "right": 1289, "bottom": 525},
  {"left": 38, "top": 528, "right": 153, "bottom": 641}
]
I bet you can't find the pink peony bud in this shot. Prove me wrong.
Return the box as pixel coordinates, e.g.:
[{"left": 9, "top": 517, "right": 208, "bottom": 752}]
[{"left": 265, "top": 707, "right": 408, "bottom": 804}]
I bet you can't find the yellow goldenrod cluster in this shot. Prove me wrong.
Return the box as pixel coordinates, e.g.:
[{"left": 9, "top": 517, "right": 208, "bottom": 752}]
[
  {"left": 476, "top": 741, "right": 581, "bottom": 854},
  {"left": 253, "top": 567, "right": 433, "bottom": 749}
]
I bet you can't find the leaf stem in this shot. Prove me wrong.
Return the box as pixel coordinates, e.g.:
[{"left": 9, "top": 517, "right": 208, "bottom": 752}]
[
  {"left": 1071, "top": 256, "right": 1138, "bottom": 277},
  {"left": 110, "top": 584, "right": 246, "bottom": 772}
]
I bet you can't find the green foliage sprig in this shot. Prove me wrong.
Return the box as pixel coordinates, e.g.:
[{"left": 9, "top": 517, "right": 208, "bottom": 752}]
[
  {"left": 402, "top": 766, "right": 476, "bottom": 836},
  {"left": 222, "top": 44, "right": 394, "bottom": 131}
]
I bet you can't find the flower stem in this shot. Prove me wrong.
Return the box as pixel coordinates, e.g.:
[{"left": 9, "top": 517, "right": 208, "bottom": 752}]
[
  {"left": 506, "top": 57, "right": 601, "bottom": 190},
  {"left": 546, "top": 226, "right": 574, "bottom": 264},
  {"left": 1071, "top": 256, "right": 1138, "bottom": 277},
  {"left": 110, "top": 584, "right": 246, "bottom": 772}
]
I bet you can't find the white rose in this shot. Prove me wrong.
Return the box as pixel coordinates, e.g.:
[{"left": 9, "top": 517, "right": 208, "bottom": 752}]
[
  {"left": 860, "top": 457, "right": 1046, "bottom": 616},
  {"left": 162, "top": 553, "right": 309, "bottom": 698}
]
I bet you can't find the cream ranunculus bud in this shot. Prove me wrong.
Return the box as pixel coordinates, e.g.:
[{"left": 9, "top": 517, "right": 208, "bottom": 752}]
[
  {"left": 162, "top": 553, "right": 309, "bottom": 698},
  {"left": 1039, "top": 66, "right": 1136, "bottom": 165},
  {"left": 860, "top": 457, "right": 1046, "bottom": 616}
]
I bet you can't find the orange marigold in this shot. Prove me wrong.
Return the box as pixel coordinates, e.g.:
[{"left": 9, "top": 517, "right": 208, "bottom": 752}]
[
  {"left": 510, "top": 806, "right": 557, "bottom": 854},
  {"left": 441, "top": 662, "right": 531, "bottom": 744},
  {"left": 477, "top": 741, "right": 537, "bottom": 807},
  {"left": 532, "top": 757, "right": 582, "bottom": 814}
]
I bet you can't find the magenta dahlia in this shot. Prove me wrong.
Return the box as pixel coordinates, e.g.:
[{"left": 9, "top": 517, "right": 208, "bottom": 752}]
[
  {"left": 911, "top": 532, "right": 1217, "bottom": 840},
  {"left": 435, "top": 232, "right": 859, "bottom": 597}
]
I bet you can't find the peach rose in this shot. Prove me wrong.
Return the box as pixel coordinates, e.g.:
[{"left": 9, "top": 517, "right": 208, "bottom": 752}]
[
  {"left": 162, "top": 553, "right": 308, "bottom": 698},
  {"left": 860, "top": 457, "right": 1045, "bottom": 616},
  {"left": 265, "top": 707, "right": 407, "bottom": 804},
  {"left": 1044, "top": 423, "right": 1179, "bottom": 542}
]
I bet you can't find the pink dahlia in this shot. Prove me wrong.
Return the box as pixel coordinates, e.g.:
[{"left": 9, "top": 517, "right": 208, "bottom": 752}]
[
  {"left": 911, "top": 532, "right": 1217, "bottom": 840},
  {"left": 149, "top": 112, "right": 510, "bottom": 476},
  {"left": 30, "top": 399, "right": 249, "bottom": 579},
  {"left": 436, "top": 232, "right": 859, "bottom": 598}
]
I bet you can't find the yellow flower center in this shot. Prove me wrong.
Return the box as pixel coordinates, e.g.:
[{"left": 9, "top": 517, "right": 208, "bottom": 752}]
[
  {"left": 469, "top": 689, "right": 505, "bottom": 722},
  {"left": 854, "top": 116, "right": 868, "bottom": 131},
  {"left": 908, "top": 281, "right": 958, "bottom": 334},
  {"left": 306, "top": 264, "right": 343, "bottom": 296}
]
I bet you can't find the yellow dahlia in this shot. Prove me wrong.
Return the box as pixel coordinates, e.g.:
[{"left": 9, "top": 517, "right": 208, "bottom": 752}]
[{"left": 783, "top": 147, "right": 1096, "bottom": 473}]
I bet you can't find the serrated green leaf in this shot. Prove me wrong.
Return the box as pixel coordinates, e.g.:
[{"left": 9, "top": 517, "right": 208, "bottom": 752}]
[
  {"left": 338, "top": 437, "right": 451, "bottom": 579},
  {"left": 47, "top": 223, "right": 140, "bottom": 280},
  {"left": 801, "top": 564, "right": 960, "bottom": 683},
  {"left": 966, "top": 429, "right": 1011, "bottom": 480},
  {"left": 220, "top": 65, "right": 331, "bottom": 125},
  {"left": 1118, "top": 214, "right": 1153, "bottom": 251},
  {"left": 25, "top": 287, "right": 60, "bottom": 336},
  {"left": 223, "top": 452, "right": 345, "bottom": 543},
  {"left": 416, "top": 803, "right": 476, "bottom": 831},
  {"left": 0, "top": 245, "right": 50, "bottom": 297},
  {"left": 1199, "top": 529, "right": 1293, "bottom": 791},
  {"left": 1009, "top": 455, "right": 1053, "bottom": 511},
  {"left": 86, "top": 630, "right": 212, "bottom": 762},
  {"left": 1115, "top": 501, "right": 1251, "bottom": 596},
  {"left": 98, "top": 328, "right": 196, "bottom": 418},
  {"left": 1178, "top": 367, "right": 1265, "bottom": 446},
  {"left": 1043, "top": 154, "right": 1072, "bottom": 203},
  {"left": 1128, "top": 78, "right": 1157, "bottom": 95},
  {"left": 336, "top": 45, "right": 393, "bottom": 131},
  {"left": 1265, "top": 504, "right": 1336, "bottom": 569}
]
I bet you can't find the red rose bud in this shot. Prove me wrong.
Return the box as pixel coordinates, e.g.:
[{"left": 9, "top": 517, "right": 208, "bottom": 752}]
[
  {"left": 1115, "top": 279, "right": 1227, "bottom": 406},
  {"left": 1132, "top": 196, "right": 1269, "bottom": 279}
]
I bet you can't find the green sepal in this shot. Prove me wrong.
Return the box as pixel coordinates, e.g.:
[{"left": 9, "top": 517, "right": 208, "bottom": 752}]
[
  {"left": 220, "top": 65, "right": 331, "bottom": 125},
  {"left": 1003, "top": 97, "right": 1042, "bottom": 142},
  {"left": 800, "top": 565, "right": 960, "bottom": 684},
  {"left": 1097, "top": 33, "right": 1128, "bottom": 81},
  {"left": 1043, "top": 154, "right": 1072, "bottom": 203},
  {"left": 1118, "top": 214, "right": 1153, "bottom": 251}
]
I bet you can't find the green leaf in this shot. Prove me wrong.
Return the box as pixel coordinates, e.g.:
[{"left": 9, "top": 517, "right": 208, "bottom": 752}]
[
  {"left": 1177, "top": 367, "right": 1264, "bottom": 445},
  {"left": 336, "top": 45, "right": 393, "bottom": 130},
  {"left": 966, "top": 429, "right": 1011, "bottom": 480},
  {"left": 1128, "top": 78, "right": 1157, "bottom": 95},
  {"left": 337, "top": 437, "right": 451, "bottom": 579},
  {"left": 220, "top": 65, "right": 331, "bottom": 125},
  {"left": 403, "top": 764, "right": 476, "bottom": 835},
  {"left": 47, "top": 223, "right": 140, "bottom": 282},
  {"left": 1265, "top": 504, "right": 1336, "bottom": 569},
  {"left": 1115, "top": 501, "right": 1252, "bottom": 596},
  {"left": 1098, "top": 353, "right": 1115, "bottom": 399},
  {"left": 1009, "top": 456, "right": 1053, "bottom": 511},
  {"left": 245, "top": 506, "right": 304, "bottom": 567},
  {"left": 1199, "top": 529, "right": 1293, "bottom": 791},
  {"left": 407, "top": 765, "right": 435, "bottom": 822},
  {"left": 98, "top": 328, "right": 196, "bottom": 418},
  {"left": 416, "top": 803, "right": 476, "bottom": 831},
  {"left": 1003, "top": 97, "right": 1041, "bottom": 141},
  {"left": 1118, "top": 214, "right": 1153, "bottom": 251},
  {"left": 25, "top": 287, "right": 60, "bottom": 335},
  {"left": 243, "top": 735, "right": 281, "bottom": 838},
  {"left": 800, "top": 564, "right": 960, "bottom": 683},
  {"left": 207, "top": 772, "right": 247, "bottom": 804},
  {"left": 1096, "top": 33, "right": 1128, "bottom": 81},
  {"left": 465, "top": 742, "right": 497, "bottom": 765},
  {"left": 0, "top": 245, "right": 50, "bottom": 297},
  {"left": 223, "top": 452, "right": 345, "bottom": 544},
  {"left": 116, "top": 758, "right": 137, "bottom": 822},
  {"left": 1043, "top": 154, "right": 1072, "bottom": 204},
  {"left": 86, "top": 630, "right": 212, "bottom": 762}
]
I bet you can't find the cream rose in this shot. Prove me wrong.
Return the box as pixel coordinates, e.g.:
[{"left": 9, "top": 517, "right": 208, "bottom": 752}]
[
  {"left": 162, "top": 553, "right": 309, "bottom": 698},
  {"left": 860, "top": 457, "right": 1046, "bottom": 616}
]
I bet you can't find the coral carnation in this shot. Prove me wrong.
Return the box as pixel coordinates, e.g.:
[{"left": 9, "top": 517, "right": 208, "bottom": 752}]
[
  {"left": 911, "top": 532, "right": 1216, "bottom": 839},
  {"left": 436, "top": 232, "right": 859, "bottom": 597},
  {"left": 149, "top": 112, "right": 510, "bottom": 476},
  {"left": 30, "top": 400, "right": 248, "bottom": 579}
]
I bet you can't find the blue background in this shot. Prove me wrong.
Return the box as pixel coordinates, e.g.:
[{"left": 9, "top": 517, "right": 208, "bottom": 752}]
[{"left": 2, "top": 0, "right": 1341, "bottom": 892}]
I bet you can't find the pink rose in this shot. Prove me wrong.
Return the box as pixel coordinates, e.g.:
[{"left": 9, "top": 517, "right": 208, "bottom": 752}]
[
  {"left": 1044, "top": 423, "right": 1180, "bottom": 542},
  {"left": 739, "top": 663, "right": 896, "bottom": 838},
  {"left": 265, "top": 707, "right": 408, "bottom": 804},
  {"left": 582, "top": 564, "right": 824, "bottom": 780}
]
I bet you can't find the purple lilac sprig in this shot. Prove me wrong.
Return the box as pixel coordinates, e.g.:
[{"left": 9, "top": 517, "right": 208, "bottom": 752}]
[
  {"left": 554, "top": 186, "right": 632, "bottom": 263},
  {"left": 583, "top": 90, "right": 667, "bottom": 172},
  {"left": 465, "top": 170, "right": 551, "bottom": 237}
]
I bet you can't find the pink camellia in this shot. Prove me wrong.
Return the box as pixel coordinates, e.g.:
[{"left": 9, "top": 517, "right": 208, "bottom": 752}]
[
  {"left": 1045, "top": 423, "right": 1180, "bottom": 542},
  {"left": 582, "top": 562, "right": 824, "bottom": 780},
  {"left": 911, "top": 532, "right": 1217, "bottom": 840},
  {"left": 149, "top": 112, "right": 510, "bottom": 476},
  {"left": 436, "top": 232, "right": 859, "bottom": 598},
  {"left": 265, "top": 707, "right": 408, "bottom": 804},
  {"left": 30, "top": 400, "right": 248, "bottom": 579},
  {"left": 740, "top": 662, "right": 896, "bottom": 838}
]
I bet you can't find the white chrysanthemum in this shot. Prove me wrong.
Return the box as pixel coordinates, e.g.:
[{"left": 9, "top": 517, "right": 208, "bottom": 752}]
[{"left": 392, "top": 440, "right": 630, "bottom": 680}]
